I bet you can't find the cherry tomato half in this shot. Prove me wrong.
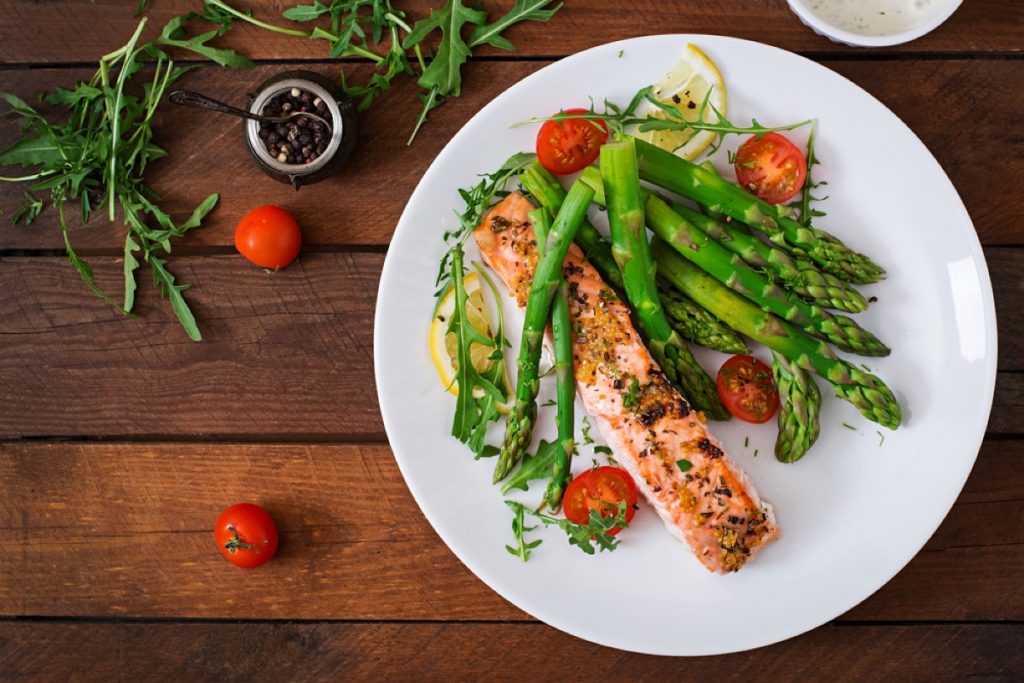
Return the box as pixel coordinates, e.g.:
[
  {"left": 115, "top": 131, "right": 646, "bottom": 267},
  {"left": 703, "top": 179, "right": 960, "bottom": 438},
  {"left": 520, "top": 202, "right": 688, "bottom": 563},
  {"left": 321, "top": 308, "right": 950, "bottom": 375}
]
[
  {"left": 234, "top": 205, "right": 302, "bottom": 269},
  {"left": 563, "top": 466, "right": 638, "bottom": 534},
  {"left": 536, "top": 108, "right": 610, "bottom": 176},
  {"left": 716, "top": 354, "right": 780, "bottom": 424},
  {"left": 733, "top": 132, "right": 807, "bottom": 204},
  {"left": 214, "top": 503, "right": 279, "bottom": 569}
]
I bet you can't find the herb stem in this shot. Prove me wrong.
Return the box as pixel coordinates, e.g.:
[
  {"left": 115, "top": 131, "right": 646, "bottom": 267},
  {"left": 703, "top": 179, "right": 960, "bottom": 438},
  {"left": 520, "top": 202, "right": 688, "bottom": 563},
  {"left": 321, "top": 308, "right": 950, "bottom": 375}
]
[{"left": 205, "top": 0, "right": 309, "bottom": 37}]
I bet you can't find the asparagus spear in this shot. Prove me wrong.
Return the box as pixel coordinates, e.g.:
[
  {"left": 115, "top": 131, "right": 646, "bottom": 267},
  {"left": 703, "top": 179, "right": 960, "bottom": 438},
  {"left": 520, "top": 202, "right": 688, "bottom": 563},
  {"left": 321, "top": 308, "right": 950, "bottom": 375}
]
[
  {"left": 600, "top": 136, "right": 729, "bottom": 420},
  {"left": 652, "top": 239, "right": 900, "bottom": 429},
  {"left": 693, "top": 162, "right": 865, "bottom": 313},
  {"left": 528, "top": 207, "right": 575, "bottom": 509},
  {"left": 579, "top": 165, "right": 867, "bottom": 314},
  {"left": 495, "top": 180, "right": 595, "bottom": 483},
  {"left": 577, "top": 171, "right": 889, "bottom": 356},
  {"left": 645, "top": 195, "right": 888, "bottom": 356},
  {"left": 674, "top": 203, "right": 868, "bottom": 314},
  {"left": 632, "top": 136, "right": 885, "bottom": 284},
  {"left": 520, "top": 161, "right": 744, "bottom": 355},
  {"left": 520, "top": 161, "right": 625, "bottom": 290},
  {"left": 771, "top": 350, "right": 822, "bottom": 462},
  {"left": 660, "top": 286, "right": 748, "bottom": 354}
]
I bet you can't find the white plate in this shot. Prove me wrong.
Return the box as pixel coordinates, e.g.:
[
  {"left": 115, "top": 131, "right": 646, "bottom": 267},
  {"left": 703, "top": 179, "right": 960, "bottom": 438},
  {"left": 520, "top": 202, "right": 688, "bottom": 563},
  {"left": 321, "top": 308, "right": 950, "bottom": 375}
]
[{"left": 373, "top": 35, "right": 997, "bottom": 655}]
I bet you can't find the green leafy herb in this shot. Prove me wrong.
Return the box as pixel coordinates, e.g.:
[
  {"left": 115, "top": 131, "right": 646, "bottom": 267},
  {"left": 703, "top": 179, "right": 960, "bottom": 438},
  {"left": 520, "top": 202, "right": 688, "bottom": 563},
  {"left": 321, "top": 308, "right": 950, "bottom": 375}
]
[
  {"left": 594, "top": 445, "right": 613, "bottom": 456},
  {"left": 580, "top": 415, "right": 595, "bottom": 445},
  {"left": 792, "top": 119, "right": 828, "bottom": 226},
  {"left": 505, "top": 499, "right": 629, "bottom": 560},
  {"left": 676, "top": 458, "right": 693, "bottom": 472},
  {"left": 842, "top": 422, "right": 856, "bottom": 431},
  {"left": 437, "top": 156, "right": 531, "bottom": 456},
  {"left": 468, "top": 0, "right": 563, "bottom": 51},
  {"left": 744, "top": 436, "right": 749, "bottom": 448},
  {"left": 0, "top": 15, "right": 251, "bottom": 340},
  {"left": 514, "top": 85, "right": 812, "bottom": 157},
  {"left": 501, "top": 439, "right": 560, "bottom": 494},
  {"left": 200, "top": 0, "right": 562, "bottom": 143},
  {"left": 622, "top": 377, "right": 640, "bottom": 410},
  {"left": 877, "top": 430, "right": 885, "bottom": 446},
  {"left": 505, "top": 502, "right": 542, "bottom": 561}
]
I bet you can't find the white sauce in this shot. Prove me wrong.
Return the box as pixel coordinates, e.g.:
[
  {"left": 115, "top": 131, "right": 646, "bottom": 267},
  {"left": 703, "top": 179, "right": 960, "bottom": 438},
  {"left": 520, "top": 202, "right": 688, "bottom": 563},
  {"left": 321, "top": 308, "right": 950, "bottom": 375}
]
[{"left": 806, "top": 0, "right": 952, "bottom": 36}]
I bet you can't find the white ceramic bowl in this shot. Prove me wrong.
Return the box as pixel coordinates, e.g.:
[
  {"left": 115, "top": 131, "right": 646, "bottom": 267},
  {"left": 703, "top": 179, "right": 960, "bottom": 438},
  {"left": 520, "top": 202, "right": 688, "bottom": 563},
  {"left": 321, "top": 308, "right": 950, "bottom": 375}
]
[{"left": 786, "top": 0, "right": 963, "bottom": 47}]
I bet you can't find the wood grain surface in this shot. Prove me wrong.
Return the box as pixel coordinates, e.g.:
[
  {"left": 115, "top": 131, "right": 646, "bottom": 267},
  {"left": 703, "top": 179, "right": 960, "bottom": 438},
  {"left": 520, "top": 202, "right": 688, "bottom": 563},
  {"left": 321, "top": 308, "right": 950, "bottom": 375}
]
[
  {"left": 0, "top": 0, "right": 1020, "bottom": 677},
  {"left": 3, "top": 59, "right": 1024, "bottom": 250},
  {"left": 0, "top": 441, "right": 1020, "bottom": 621},
  {"left": 1, "top": 622, "right": 1021, "bottom": 682},
  {"left": 1, "top": 0, "right": 1021, "bottom": 63},
  {"left": 0, "top": 249, "right": 1020, "bottom": 438}
]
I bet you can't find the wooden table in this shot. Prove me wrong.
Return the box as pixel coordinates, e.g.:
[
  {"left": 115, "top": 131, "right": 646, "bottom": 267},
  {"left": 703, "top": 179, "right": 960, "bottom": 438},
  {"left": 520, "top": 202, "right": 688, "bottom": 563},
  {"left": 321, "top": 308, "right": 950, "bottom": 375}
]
[{"left": 1, "top": 1, "right": 1022, "bottom": 678}]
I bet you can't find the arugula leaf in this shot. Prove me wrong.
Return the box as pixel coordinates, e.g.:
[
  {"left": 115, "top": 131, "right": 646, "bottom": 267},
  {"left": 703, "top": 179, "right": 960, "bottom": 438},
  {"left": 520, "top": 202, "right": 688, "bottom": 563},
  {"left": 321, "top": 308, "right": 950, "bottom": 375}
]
[
  {"left": 149, "top": 256, "right": 201, "bottom": 342},
  {"left": 469, "top": 0, "right": 562, "bottom": 51},
  {"left": 505, "top": 499, "right": 630, "bottom": 559},
  {"left": 404, "top": 0, "right": 487, "bottom": 98},
  {"left": 0, "top": 134, "right": 74, "bottom": 168},
  {"left": 501, "top": 439, "right": 560, "bottom": 493},
  {"left": 11, "top": 192, "right": 43, "bottom": 224}
]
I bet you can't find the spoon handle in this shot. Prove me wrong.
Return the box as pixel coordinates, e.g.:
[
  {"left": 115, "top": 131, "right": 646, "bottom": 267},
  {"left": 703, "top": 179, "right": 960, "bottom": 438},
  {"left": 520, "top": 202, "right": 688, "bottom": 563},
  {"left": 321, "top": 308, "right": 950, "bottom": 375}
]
[{"left": 169, "top": 90, "right": 259, "bottom": 122}]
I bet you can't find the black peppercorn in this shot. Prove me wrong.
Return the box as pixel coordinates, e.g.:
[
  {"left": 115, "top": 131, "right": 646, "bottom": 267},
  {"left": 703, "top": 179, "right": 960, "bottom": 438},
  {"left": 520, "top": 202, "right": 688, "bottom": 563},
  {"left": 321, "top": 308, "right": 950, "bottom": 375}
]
[
  {"left": 267, "top": 131, "right": 280, "bottom": 144},
  {"left": 258, "top": 128, "right": 269, "bottom": 140},
  {"left": 275, "top": 123, "right": 287, "bottom": 137},
  {"left": 299, "top": 133, "right": 312, "bottom": 145}
]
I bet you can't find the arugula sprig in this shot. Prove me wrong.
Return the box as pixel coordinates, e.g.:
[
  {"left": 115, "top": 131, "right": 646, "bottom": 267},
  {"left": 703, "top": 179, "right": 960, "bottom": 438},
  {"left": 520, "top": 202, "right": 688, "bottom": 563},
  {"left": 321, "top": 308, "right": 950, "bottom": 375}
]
[
  {"left": 188, "top": 0, "right": 562, "bottom": 144},
  {"left": 0, "top": 15, "right": 251, "bottom": 340},
  {"left": 438, "top": 154, "right": 533, "bottom": 457},
  {"left": 505, "top": 499, "right": 629, "bottom": 560},
  {"left": 513, "top": 85, "right": 813, "bottom": 157},
  {"left": 793, "top": 119, "right": 827, "bottom": 226}
]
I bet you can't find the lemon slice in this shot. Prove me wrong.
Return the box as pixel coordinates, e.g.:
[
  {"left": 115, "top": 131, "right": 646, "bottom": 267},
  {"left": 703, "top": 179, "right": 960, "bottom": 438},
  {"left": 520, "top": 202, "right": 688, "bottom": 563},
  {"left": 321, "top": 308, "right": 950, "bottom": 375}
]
[
  {"left": 636, "top": 44, "right": 727, "bottom": 160},
  {"left": 430, "top": 272, "right": 511, "bottom": 409}
]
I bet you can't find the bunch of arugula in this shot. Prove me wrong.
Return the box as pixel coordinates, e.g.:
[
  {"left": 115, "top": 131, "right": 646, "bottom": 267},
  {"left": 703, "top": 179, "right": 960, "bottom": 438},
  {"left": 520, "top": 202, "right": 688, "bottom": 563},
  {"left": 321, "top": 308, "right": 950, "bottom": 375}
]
[
  {"left": 436, "top": 153, "right": 533, "bottom": 457},
  {"left": 193, "top": 0, "right": 563, "bottom": 144},
  {"left": 505, "top": 500, "right": 629, "bottom": 561},
  {"left": 0, "top": 15, "right": 252, "bottom": 340}
]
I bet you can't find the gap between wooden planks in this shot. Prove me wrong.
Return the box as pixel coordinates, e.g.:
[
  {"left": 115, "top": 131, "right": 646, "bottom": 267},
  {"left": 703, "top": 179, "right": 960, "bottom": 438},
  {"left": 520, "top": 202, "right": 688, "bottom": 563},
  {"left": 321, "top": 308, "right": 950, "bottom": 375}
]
[
  {"left": 0, "top": 250, "right": 1021, "bottom": 439},
  {"left": 0, "top": 441, "right": 1020, "bottom": 622},
  {"left": 2, "top": 60, "right": 1024, "bottom": 250}
]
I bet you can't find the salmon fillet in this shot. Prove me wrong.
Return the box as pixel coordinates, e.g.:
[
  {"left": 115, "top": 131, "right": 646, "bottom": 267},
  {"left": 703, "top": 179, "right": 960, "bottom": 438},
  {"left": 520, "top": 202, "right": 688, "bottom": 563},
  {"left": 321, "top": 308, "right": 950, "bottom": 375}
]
[{"left": 475, "top": 192, "right": 779, "bottom": 573}]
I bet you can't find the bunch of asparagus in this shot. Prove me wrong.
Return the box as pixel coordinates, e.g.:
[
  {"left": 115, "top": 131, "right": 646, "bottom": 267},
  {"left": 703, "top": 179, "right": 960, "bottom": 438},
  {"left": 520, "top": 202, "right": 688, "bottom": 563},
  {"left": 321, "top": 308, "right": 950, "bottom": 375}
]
[{"left": 498, "top": 134, "right": 898, "bottom": 474}]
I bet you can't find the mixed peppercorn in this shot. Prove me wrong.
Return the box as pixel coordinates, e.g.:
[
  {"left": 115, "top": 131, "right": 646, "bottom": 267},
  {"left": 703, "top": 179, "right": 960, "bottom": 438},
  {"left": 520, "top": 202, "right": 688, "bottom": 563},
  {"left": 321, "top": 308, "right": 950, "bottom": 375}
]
[{"left": 256, "top": 87, "right": 333, "bottom": 165}]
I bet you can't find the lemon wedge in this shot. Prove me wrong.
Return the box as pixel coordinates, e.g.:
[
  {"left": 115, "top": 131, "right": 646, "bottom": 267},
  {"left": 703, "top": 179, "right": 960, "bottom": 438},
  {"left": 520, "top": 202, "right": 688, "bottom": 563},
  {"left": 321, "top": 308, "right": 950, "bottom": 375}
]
[
  {"left": 430, "top": 272, "right": 511, "bottom": 410},
  {"left": 636, "top": 43, "right": 727, "bottom": 160}
]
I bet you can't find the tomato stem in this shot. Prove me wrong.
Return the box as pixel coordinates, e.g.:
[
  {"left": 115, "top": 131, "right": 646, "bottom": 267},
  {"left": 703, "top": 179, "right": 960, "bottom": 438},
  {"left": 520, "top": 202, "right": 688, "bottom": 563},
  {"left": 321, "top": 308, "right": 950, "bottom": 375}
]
[{"left": 223, "top": 525, "right": 262, "bottom": 554}]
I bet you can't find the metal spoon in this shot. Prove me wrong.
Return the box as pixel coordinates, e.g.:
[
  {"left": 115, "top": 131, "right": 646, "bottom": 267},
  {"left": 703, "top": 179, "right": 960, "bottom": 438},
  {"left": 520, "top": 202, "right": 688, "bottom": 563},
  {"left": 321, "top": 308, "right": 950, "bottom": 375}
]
[{"left": 168, "top": 90, "right": 333, "bottom": 132}]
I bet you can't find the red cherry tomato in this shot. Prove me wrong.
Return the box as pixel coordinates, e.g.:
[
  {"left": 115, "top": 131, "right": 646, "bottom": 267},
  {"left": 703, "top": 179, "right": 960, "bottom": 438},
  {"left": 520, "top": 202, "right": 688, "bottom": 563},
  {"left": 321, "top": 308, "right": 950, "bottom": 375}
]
[
  {"left": 716, "top": 355, "right": 780, "bottom": 424},
  {"left": 536, "top": 108, "right": 609, "bottom": 175},
  {"left": 234, "top": 205, "right": 302, "bottom": 269},
  {"left": 563, "top": 466, "right": 638, "bottom": 534},
  {"left": 733, "top": 132, "right": 807, "bottom": 204},
  {"left": 214, "top": 503, "right": 279, "bottom": 569}
]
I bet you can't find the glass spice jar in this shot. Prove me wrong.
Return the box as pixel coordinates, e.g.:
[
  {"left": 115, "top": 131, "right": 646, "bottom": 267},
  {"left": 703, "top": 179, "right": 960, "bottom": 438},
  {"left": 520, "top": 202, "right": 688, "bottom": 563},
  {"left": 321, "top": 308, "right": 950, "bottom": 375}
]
[{"left": 245, "top": 70, "right": 356, "bottom": 189}]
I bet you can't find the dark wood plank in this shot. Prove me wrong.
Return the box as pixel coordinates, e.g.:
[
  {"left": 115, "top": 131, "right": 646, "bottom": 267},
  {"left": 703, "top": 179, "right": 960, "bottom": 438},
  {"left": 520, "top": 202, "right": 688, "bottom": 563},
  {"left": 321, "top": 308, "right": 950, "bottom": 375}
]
[
  {"left": 1, "top": 250, "right": 1019, "bottom": 438},
  {"left": 1, "top": 0, "right": 1021, "bottom": 64},
  {"left": 0, "top": 440, "right": 1019, "bottom": 620},
  {"left": 0, "top": 254, "right": 383, "bottom": 438},
  {"left": 2, "top": 60, "right": 1023, "bottom": 250},
  {"left": 0, "top": 621, "right": 1021, "bottom": 682}
]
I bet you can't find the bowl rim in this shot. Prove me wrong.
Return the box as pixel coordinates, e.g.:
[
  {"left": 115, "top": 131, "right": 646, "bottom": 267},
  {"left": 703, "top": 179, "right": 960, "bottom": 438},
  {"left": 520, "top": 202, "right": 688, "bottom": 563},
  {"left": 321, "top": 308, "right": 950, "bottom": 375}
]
[{"left": 785, "top": 0, "right": 963, "bottom": 47}]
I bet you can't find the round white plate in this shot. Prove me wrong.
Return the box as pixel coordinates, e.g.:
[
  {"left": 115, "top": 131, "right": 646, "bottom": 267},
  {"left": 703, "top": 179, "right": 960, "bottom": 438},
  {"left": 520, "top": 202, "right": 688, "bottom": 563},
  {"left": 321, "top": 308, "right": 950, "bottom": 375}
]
[{"left": 373, "top": 35, "right": 997, "bottom": 655}]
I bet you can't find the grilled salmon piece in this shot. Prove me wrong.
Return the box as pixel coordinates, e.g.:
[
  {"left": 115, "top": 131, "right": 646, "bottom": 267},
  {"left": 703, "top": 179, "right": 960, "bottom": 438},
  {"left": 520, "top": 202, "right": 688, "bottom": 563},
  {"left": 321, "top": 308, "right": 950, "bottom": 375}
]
[{"left": 475, "top": 192, "right": 779, "bottom": 573}]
